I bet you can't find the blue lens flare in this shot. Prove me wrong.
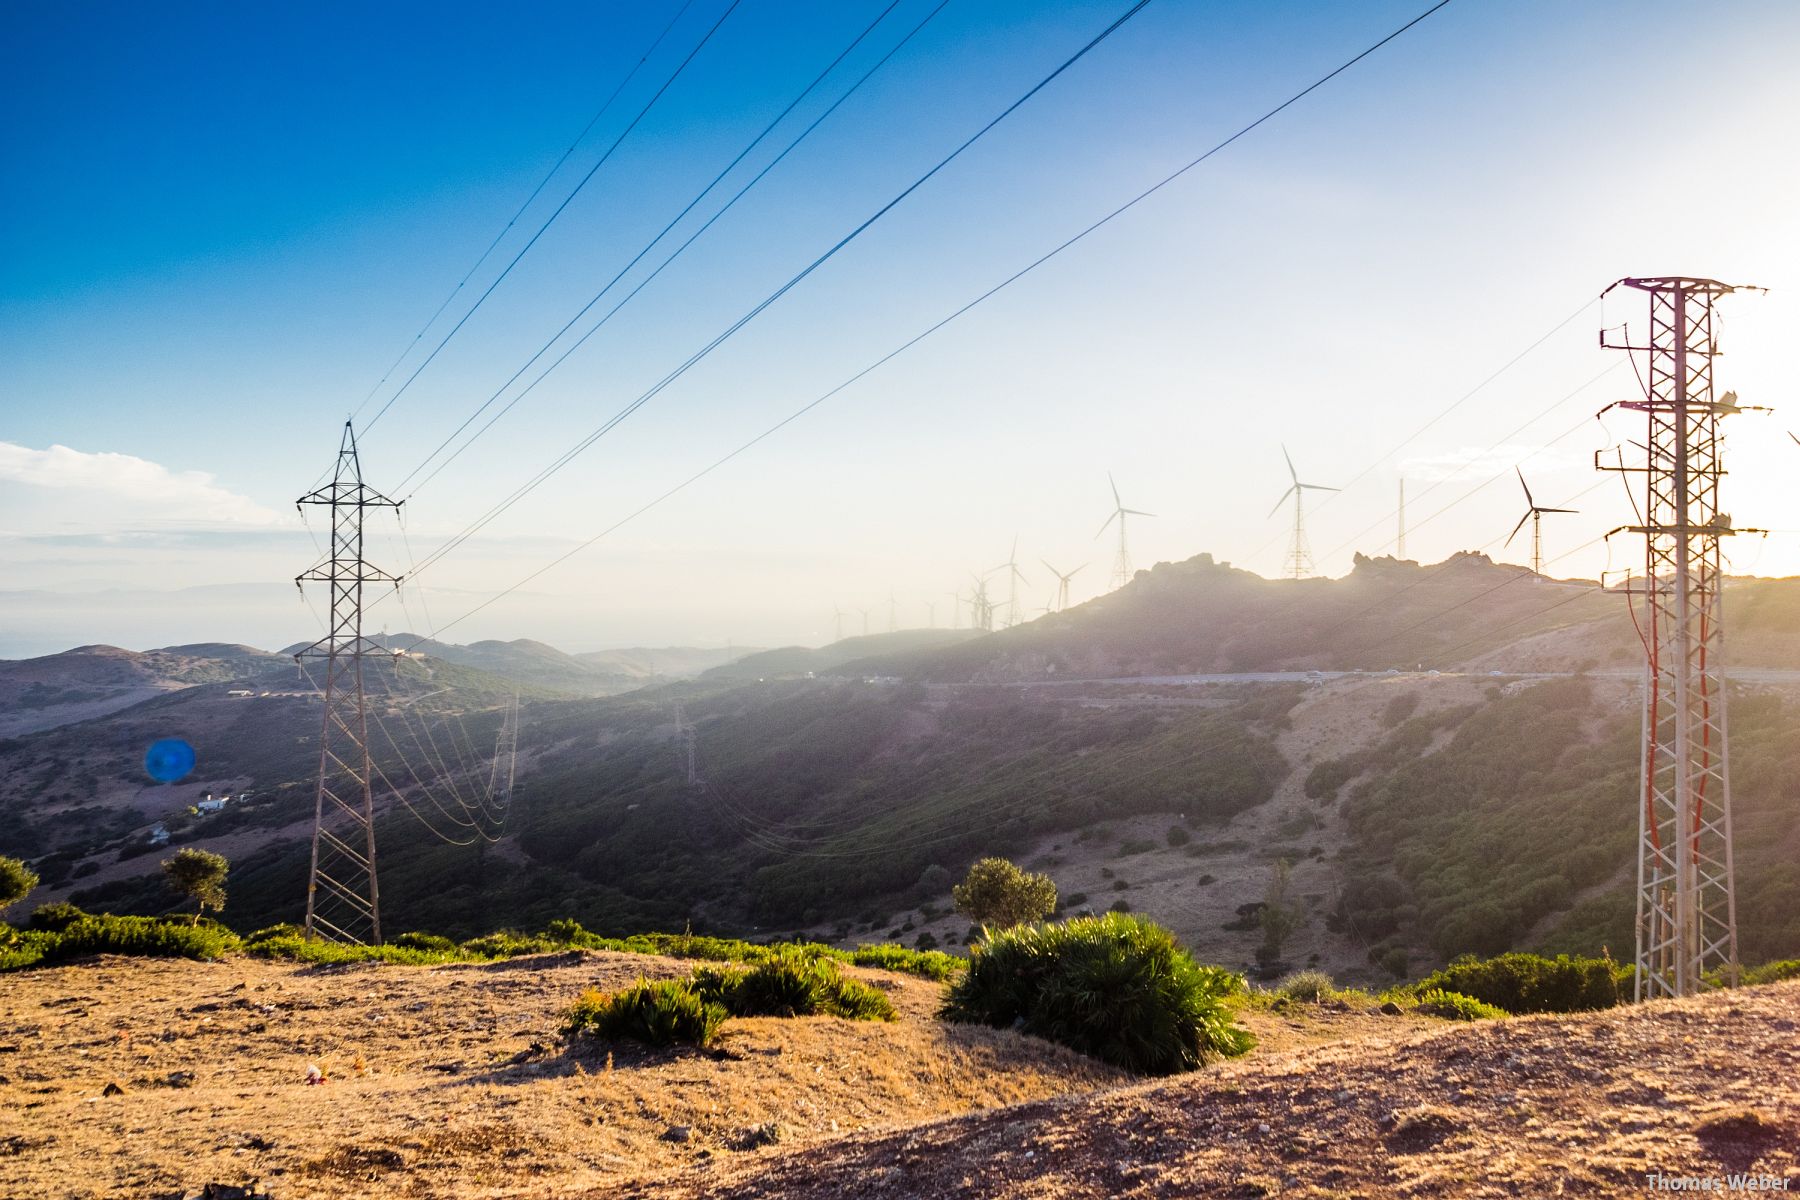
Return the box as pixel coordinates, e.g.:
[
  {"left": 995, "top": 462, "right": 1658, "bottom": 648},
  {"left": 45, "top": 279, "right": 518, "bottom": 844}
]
[{"left": 144, "top": 738, "right": 196, "bottom": 783}]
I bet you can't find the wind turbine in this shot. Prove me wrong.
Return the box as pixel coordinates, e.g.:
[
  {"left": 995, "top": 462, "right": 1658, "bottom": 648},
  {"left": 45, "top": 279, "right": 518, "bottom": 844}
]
[
  {"left": 833, "top": 605, "right": 845, "bottom": 642},
  {"left": 1506, "top": 468, "right": 1576, "bottom": 580},
  {"left": 991, "top": 537, "right": 1030, "bottom": 628},
  {"left": 1040, "top": 560, "right": 1086, "bottom": 611},
  {"left": 1096, "top": 473, "right": 1154, "bottom": 591},
  {"left": 858, "top": 607, "right": 870, "bottom": 637},
  {"left": 1270, "top": 446, "right": 1338, "bottom": 579},
  {"left": 947, "top": 590, "right": 962, "bottom": 630}
]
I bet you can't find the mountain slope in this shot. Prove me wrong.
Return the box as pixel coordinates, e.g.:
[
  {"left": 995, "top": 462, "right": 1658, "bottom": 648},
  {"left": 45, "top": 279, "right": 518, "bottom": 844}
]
[{"left": 833, "top": 552, "right": 1800, "bottom": 682}]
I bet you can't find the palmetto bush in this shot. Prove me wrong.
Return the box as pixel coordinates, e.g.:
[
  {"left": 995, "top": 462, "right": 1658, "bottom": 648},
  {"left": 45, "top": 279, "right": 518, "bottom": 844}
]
[
  {"left": 564, "top": 979, "right": 726, "bottom": 1048},
  {"left": 693, "top": 951, "right": 895, "bottom": 1022},
  {"left": 1413, "top": 988, "right": 1506, "bottom": 1021},
  {"left": 941, "top": 912, "right": 1253, "bottom": 1075}
]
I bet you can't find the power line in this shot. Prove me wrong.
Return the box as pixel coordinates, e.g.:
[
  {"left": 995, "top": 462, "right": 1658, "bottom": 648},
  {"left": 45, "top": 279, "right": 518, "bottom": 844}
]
[
  {"left": 361, "top": 0, "right": 745, "bottom": 434},
  {"left": 393, "top": 0, "right": 936, "bottom": 497},
  {"left": 346, "top": 0, "right": 701, "bottom": 425},
  {"left": 392, "top": 0, "right": 1457, "bottom": 644},
  {"left": 398, "top": 0, "right": 1159, "bottom": 582}
]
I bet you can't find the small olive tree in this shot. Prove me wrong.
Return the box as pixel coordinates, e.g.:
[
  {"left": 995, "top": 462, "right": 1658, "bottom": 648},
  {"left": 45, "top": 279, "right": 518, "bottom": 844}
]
[
  {"left": 162, "top": 848, "right": 229, "bottom": 925},
  {"left": 952, "top": 857, "right": 1057, "bottom": 930},
  {"left": 0, "top": 856, "right": 39, "bottom": 921}
]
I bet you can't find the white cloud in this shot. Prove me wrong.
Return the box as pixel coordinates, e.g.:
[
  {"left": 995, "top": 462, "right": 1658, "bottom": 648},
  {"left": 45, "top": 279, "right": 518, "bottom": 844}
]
[{"left": 0, "top": 441, "right": 282, "bottom": 527}]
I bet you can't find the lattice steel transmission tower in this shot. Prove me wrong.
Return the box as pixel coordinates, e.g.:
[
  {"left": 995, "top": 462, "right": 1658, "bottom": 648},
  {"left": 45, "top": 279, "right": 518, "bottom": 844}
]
[
  {"left": 1600, "top": 276, "right": 1760, "bottom": 999},
  {"left": 673, "top": 699, "right": 699, "bottom": 789},
  {"left": 295, "top": 422, "right": 402, "bottom": 944},
  {"left": 487, "top": 691, "right": 520, "bottom": 807}
]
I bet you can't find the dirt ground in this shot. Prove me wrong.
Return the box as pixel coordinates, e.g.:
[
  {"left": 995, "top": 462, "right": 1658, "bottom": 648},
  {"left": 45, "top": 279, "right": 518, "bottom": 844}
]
[
  {"left": 0, "top": 949, "right": 1445, "bottom": 1199},
  {"left": 625, "top": 980, "right": 1800, "bottom": 1199},
  {"left": 0, "top": 949, "right": 1131, "bottom": 1199}
]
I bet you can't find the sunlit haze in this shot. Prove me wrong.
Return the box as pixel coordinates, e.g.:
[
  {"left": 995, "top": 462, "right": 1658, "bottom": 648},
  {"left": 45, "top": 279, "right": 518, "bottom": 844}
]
[{"left": 4, "top": 0, "right": 1798, "bottom": 657}]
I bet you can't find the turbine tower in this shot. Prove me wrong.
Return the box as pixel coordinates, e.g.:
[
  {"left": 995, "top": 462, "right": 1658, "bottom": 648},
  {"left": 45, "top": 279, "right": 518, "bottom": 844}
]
[
  {"left": 1505, "top": 467, "right": 1576, "bottom": 579},
  {"left": 947, "top": 590, "right": 962, "bottom": 630},
  {"left": 991, "top": 537, "right": 1029, "bottom": 628},
  {"left": 858, "top": 607, "right": 870, "bottom": 638},
  {"left": 1040, "top": 560, "right": 1086, "bottom": 611},
  {"left": 1397, "top": 477, "right": 1408, "bottom": 559},
  {"left": 1270, "top": 445, "right": 1338, "bottom": 580},
  {"left": 1600, "top": 276, "right": 1759, "bottom": 1000},
  {"left": 1096, "top": 473, "right": 1154, "bottom": 591},
  {"left": 833, "top": 605, "right": 845, "bottom": 642},
  {"left": 294, "top": 421, "right": 401, "bottom": 945}
]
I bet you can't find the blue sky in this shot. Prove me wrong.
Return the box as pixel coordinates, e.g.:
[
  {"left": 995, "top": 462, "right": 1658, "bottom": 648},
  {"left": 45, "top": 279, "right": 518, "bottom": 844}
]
[{"left": 3, "top": 0, "right": 1798, "bottom": 655}]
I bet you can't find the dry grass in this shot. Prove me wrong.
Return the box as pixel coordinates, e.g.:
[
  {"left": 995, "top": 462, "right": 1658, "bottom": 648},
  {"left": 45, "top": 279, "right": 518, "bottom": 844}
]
[
  {"left": 0, "top": 950, "right": 1124, "bottom": 1198},
  {"left": 624, "top": 981, "right": 1800, "bottom": 1199}
]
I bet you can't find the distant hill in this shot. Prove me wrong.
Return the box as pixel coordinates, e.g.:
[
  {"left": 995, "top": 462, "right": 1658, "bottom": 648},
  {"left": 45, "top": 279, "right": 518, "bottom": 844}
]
[
  {"left": 576, "top": 645, "right": 761, "bottom": 682},
  {"left": 279, "top": 634, "right": 762, "bottom": 697},
  {"left": 703, "top": 629, "right": 981, "bottom": 681},
  {"left": 0, "top": 642, "right": 292, "bottom": 737},
  {"left": 834, "top": 552, "right": 1800, "bottom": 682}
]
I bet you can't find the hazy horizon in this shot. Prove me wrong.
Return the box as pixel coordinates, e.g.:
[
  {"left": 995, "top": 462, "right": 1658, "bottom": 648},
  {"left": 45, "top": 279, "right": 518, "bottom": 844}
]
[{"left": 6, "top": 0, "right": 1798, "bottom": 658}]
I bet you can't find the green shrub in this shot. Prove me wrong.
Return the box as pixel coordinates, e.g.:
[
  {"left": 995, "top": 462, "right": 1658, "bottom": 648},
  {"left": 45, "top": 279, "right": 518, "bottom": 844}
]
[
  {"left": 1275, "top": 969, "right": 1335, "bottom": 1003},
  {"left": 391, "top": 931, "right": 457, "bottom": 952},
  {"left": 1412, "top": 952, "right": 1623, "bottom": 1014},
  {"left": 1414, "top": 988, "right": 1506, "bottom": 1021},
  {"left": 23, "top": 915, "right": 240, "bottom": 967},
  {"left": 1118, "top": 839, "right": 1156, "bottom": 856},
  {"left": 244, "top": 922, "right": 305, "bottom": 946},
  {"left": 952, "top": 857, "right": 1057, "bottom": 929},
  {"left": 459, "top": 930, "right": 557, "bottom": 958},
  {"left": 941, "top": 913, "right": 1253, "bottom": 1075},
  {"left": 1165, "top": 825, "right": 1192, "bottom": 848},
  {"left": 693, "top": 951, "right": 896, "bottom": 1022},
  {"left": 1108, "top": 899, "right": 1132, "bottom": 913},
  {"left": 25, "top": 901, "right": 89, "bottom": 932},
  {"left": 565, "top": 979, "right": 725, "bottom": 1047},
  {"left": 1303, "top": 757, "right": 1358, "bottom": 800},
  {"left": 1743, "top": 959, "right": 1800, "bottom": 986},
  {"left": 849, "top": 943, "right": 961, "bottom": 981}
]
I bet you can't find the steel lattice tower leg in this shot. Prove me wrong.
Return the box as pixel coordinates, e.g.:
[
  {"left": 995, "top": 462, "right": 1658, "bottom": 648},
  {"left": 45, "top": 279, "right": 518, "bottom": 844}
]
[
  {"left": 1601, "top": 277, "right": 1749, "bottom": 999},
  {"left": 296, "top": 422, "right": 402, "bottom": 944}
]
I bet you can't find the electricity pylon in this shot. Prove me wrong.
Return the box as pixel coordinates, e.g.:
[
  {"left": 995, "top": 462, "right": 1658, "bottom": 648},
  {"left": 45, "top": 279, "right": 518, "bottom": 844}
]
[
  {"left": 1505, "top": 467, "right": 1576, "bottom": 579},
  {"left": 1270, "top": 445, "right": 1337, "bottom": 580},
  {"left": 1600, "top": 276, "right": 1761, "bottom": 999},
  {"left": 969, "top": 574, "right": 995, "bottom": 632},
  {"left": 1096, "top": 473, "right": 1154, "bottom": 590},
  {"left": 295, "top": 421, "right": 401, "bottom": 944},
  {"left": 486, "top": 691, "right": 520, "bottom": 807},
  {"left": 673, "top": 699, "right": 699, "bottom": 789}
]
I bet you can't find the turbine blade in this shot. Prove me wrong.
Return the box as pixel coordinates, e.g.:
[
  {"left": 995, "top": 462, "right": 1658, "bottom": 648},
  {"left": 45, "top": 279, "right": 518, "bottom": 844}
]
[
  {"left": 1298, "top": 484, "right": 1339, "bottom": 493},
  {"left": 1040, "top": 559, "right": 1061, "bottom": 577},
  {"left": 1267, "top": 487, "right": 1295, "bottom": 518},
  {"left": 1070, "top": 563, "right": 1086, "bottom": 576},
  {"left": 1504, "top": 510, "right": 1531, "bottom": 547},
  {"left": 1108, "top": 471, "right": 1121, "bottom": 507},
  {"left": 1540, "top": 507, "right": 1578, "bottom": 514},
  {"left": 1517, "top": 467, "right": 1534, "bottom": 507},
  {"left": 1122, "top": 509, "right": 1156, "bottom": 517},
  {"left": 1096, "top": 512, "right": 1117, "bottom": 537},
  {"left": 1282, "top": 444, "right": 1298, "bottom": 485}
]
